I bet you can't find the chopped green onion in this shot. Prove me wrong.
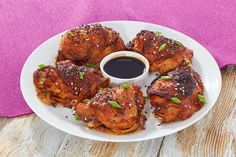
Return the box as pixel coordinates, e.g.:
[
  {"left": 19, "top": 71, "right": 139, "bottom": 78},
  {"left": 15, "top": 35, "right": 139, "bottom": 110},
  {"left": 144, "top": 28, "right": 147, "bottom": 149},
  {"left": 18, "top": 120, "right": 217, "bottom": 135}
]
[
  {"left": 175, "top": 40, "right": 182, "bottom": 46},
  {"left": 38, "top": 64, "right": 45, "bottom": 69},
  {"left": 144, "top": 96, "right": 148, "bottom": 101},
  {"left": 85, "top": 63, "right": 94, "bottom": 68},
  {"left": 198, "top": 94, "right": 206, "bottom": 104},
  {"left": 108, "top": 101, "right": 122, "bottom": 109},
  {"left": 79, "top": 71, "right": 85, "bottom": 80},
  {"left": 73, "top": 113, "right": 80, "bottom": 121},
  {"left": 154, "top": 31, "right": 162, "bottom": 36},
  {"left": 170, "top": 97, "right": 181, "bottom": 104},
  {"left": 158, "top": 43, "right": 167, "bottom": 51},
  {"left": 160, "top": 76, "right": 171, "bottom": 80},
  {"left": 184, "top": 57, "right": 192, "bottom": 67},
  {"left": 69, "top": 31, "right": 75, "bottom": 36},
  {"left": 82, "top": 99, "right": 89, "bottom": 103},
  {"left": 122, "top": 83, "right": 130, "bottom": 89}
]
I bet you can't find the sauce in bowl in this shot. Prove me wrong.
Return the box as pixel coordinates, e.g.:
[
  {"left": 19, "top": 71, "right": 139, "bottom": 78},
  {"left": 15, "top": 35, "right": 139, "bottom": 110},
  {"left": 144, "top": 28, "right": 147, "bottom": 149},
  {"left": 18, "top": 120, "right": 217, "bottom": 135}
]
[
  {"left": 103, "top": 56, "right": 146, "bottom": 79},
  {"left": 100, "top": 51, "right": 149, "bottom": 87}
]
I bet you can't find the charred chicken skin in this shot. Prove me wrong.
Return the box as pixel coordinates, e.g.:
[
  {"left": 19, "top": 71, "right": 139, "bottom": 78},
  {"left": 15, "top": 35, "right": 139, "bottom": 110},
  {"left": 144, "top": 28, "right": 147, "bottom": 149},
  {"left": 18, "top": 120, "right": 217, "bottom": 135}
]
[
  {"left": 75, "top": 85, "right": 147, "bottom": 134},
  {"left": 56, "top": 24, "right": 126, "bottom": 67},
  {"left": 147, "top": 66, "right": 204, "bottom": 123},
  {"left": 33, "top": 60, "right": 109, "bottom": 107},
  {"left": 127, "top": 30, "right": 193, "bottom": 73}
]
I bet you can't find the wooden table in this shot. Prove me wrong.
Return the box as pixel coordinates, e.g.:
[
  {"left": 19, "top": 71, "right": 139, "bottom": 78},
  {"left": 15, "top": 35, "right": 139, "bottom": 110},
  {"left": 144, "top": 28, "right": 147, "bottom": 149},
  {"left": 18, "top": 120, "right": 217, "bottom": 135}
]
[{"left": 0, "top": 66, "right": 235, "bottom": 157}]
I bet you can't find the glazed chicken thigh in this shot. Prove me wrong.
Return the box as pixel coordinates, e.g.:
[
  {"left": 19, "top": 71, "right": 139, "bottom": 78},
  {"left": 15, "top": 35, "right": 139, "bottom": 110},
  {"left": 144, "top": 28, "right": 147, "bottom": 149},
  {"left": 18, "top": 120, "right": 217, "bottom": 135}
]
[
  {"left": 75, "top": 85, "right": 147, "bottom": 134},
  {"left": 147, "top": 66, "right": 205, "bottom": 123},
  {"left": 127, "top": 30, "right": 193, "bottom": 73},
  {"left": 56, "top": 24, "right": 126, "bottom": 67},
  {"left": 33, "top": 60, "right": 109, "bottom": 107}
]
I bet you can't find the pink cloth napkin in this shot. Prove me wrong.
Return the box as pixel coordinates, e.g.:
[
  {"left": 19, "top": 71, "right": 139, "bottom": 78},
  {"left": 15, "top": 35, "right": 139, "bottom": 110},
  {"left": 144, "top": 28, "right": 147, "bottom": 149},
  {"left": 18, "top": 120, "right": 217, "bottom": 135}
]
[{"left": 0, "top": 0, "right": 235, "bottom": 117}]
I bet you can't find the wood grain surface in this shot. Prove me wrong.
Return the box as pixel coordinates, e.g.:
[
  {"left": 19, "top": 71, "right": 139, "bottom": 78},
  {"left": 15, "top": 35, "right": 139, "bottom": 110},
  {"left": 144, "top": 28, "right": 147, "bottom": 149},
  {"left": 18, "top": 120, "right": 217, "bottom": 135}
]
[{"left": 0, "top": 66, "right": 235, "bottom": 157}]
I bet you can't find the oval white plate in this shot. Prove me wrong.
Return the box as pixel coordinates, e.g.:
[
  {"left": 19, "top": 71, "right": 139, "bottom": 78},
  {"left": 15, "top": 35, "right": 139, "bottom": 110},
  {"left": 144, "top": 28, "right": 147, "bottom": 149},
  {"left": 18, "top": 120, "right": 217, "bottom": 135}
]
[{"left": 20, "top": 21, "right": 221, "bottom": 142}]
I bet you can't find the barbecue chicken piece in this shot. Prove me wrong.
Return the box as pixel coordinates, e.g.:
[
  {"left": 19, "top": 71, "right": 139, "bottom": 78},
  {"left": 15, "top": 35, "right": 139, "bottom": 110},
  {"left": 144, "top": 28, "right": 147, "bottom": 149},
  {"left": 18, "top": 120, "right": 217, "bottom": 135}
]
[
  {"left": 147, "top": 66, "right": 205, "bottom": 123},
  {"left": 75, "top": 85, "right": 147, "bottom": 134},
  {"left": 33, "top": 60, "right": 109, "bottom": 107},
  {"left": 127, "top": 30, "right": 193, "bottom": 73},
  {"left": 56, "top": 24, "right": 126, "bottom": 66}
]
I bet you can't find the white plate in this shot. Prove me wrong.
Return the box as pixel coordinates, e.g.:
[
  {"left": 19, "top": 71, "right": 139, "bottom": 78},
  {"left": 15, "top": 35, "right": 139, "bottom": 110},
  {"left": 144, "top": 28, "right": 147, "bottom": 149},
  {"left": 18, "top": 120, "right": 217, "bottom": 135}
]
[{"left": 20, "top": 21, "right": 221, "bottom": 142}]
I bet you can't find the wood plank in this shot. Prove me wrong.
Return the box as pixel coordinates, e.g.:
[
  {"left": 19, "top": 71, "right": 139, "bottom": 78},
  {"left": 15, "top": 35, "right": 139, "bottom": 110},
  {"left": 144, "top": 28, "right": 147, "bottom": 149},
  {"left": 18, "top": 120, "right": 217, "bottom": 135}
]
[
  {"left": 159, "top": 66, "right": 236, "bottom": 157},
  {"left": 0, "top": 113, "right": 163, "bottom": 157},
  {"left": 0, "top": 115, "right": 66, "bottom": 157},
  {"left": 54, "top": 134, "right": 163, "bottom": 157}
]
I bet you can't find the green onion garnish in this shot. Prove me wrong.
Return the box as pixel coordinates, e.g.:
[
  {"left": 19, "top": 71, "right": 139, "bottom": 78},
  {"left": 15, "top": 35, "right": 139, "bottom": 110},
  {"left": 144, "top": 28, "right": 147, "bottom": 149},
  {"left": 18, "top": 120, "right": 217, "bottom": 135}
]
[
  {"left": 79, "top": 71, "right": 85, "bottom": 80},
  {"left": 183, "top": 57, "right": 192, "bottom": 67},
  {"left": 154, "top": 31, "right": 162, "bottom": 36},
  {"left": 198, "top": 94, "right": 206, "bottom": 104},
  {"left": 108, "top": 101, "right": 122, "bottom": 109},
  {"left": 170, "top": 97, "right": 181, "bottom": 104},
  {"left": 73, "top": 113, "right": 80, "bottom": 121},
  {"left": 82, "top": 99, "right": 89, "bottom": 103},
  {"left": 144, "top": 96, "right": 148, "bottom": 101},
  {"left": 158, "top": 43, "right": 167, "bottom": 51},
  {"left": 122, "top": 83, "right": 130, "bottom": 89},
  {"left": 85, "top": 63, "right": 94, "bottom": 68},
  {"left": 175, "top": 40, "right": 182, "bottom": 46},
  {"left": 160, "top": 76, "right": 171, "bottom": 80},
  {"left": 69, "top": 31, "right": 75, "bottom": 36},
  {"left": 38, "top": 64, "right": 45, "bottom": 69}
]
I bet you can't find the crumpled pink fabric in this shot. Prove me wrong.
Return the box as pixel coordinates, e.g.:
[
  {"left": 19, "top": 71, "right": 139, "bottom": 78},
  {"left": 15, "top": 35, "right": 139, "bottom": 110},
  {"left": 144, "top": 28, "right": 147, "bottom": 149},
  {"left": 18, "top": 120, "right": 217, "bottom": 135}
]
[{"left": 0, "top": 0, "right": 235, "bottom": 117}]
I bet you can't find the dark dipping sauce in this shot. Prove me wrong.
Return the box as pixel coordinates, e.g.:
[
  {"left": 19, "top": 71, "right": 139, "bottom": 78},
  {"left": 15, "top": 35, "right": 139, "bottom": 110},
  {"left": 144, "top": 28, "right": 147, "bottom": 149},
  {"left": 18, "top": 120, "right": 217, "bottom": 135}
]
[{"left": 103, "top": 56, "right": 146, "bottom": 79}]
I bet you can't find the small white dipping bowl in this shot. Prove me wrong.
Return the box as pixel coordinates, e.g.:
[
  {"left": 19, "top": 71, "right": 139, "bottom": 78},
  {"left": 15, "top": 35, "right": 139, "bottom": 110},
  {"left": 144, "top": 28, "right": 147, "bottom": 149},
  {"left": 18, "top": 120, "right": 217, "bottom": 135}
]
[{"left": 100, "top": 51, "right": 149, "bottom": 87}]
